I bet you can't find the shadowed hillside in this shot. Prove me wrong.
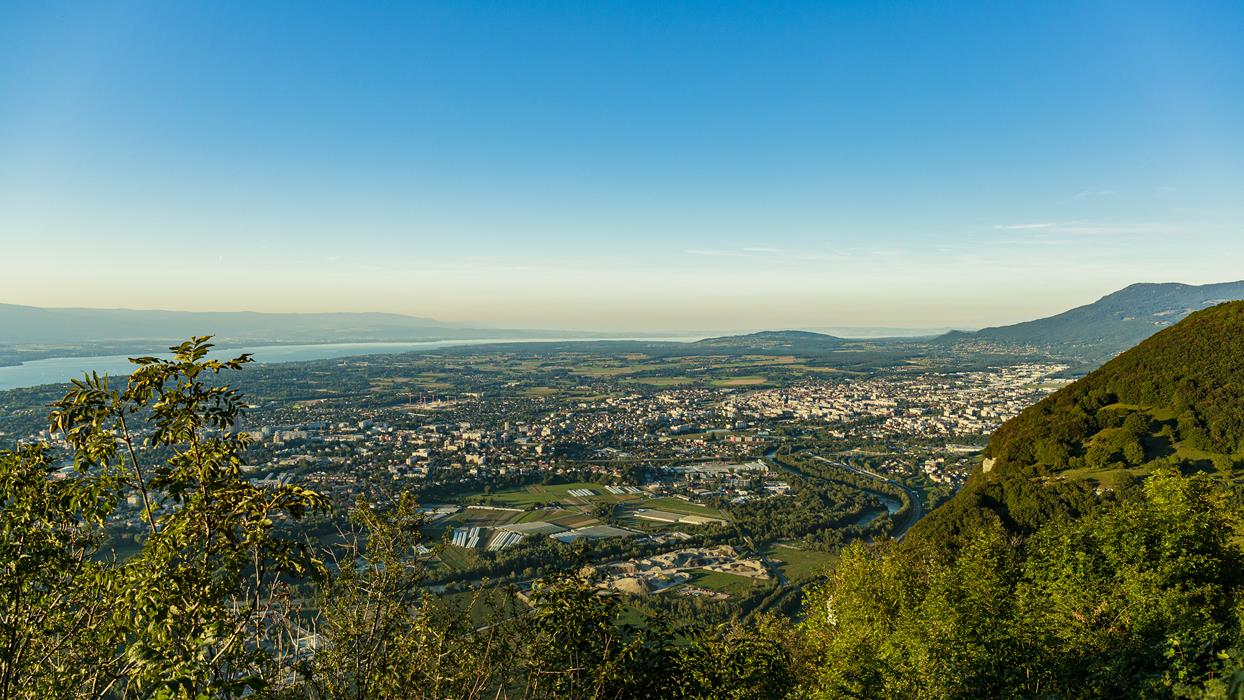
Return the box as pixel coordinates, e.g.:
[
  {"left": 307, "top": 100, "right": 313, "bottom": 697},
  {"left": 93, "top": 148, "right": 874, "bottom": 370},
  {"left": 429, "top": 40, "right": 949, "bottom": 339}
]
[{"left": 942, "top": 280, "right": 1244, "bottom": 364}]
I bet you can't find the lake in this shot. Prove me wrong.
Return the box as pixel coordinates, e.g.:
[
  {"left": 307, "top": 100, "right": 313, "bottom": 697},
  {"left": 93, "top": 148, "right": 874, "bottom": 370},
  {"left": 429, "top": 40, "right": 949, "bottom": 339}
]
[{"left": 0, "top": 337, "right": 701, "bottom": 391}]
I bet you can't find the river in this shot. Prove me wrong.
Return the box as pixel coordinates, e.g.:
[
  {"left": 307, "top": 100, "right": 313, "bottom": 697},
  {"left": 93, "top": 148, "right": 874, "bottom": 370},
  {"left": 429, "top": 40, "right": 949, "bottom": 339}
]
[
  {"left": 763, "top": 447, "right": 924, "bottom": 539},
  {"left": 0, "top": 336, "right": 701, "bottom": 391}
]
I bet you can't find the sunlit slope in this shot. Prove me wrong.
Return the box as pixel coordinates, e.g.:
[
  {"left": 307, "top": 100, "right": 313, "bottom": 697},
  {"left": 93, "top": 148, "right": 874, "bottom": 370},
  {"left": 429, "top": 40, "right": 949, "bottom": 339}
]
[{"left": 912, "top": 301, "right": 1244, "bottom": 545}]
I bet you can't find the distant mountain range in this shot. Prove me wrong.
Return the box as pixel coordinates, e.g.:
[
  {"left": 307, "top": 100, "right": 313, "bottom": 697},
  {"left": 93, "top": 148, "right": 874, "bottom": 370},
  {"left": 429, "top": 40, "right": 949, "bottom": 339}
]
[
  {"left": 6, "top": 280, "right": 1242, "bottom": 366},
  {"left": 623, "top": 281, "right": 1244, "bottom": 364},
  {"left": 939, "top": 280, "right": 1244, "bottom": 363},
  {"left": 0, "top": 304, "right": 587, "bottom": 350}
]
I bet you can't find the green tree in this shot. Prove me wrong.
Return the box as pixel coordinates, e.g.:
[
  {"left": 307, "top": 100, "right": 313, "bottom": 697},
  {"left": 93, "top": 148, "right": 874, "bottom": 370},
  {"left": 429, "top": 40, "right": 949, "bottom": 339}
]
[
  {"left": 284, "top": 493, "right": 517, "bottom": 699},
  {"left": 0, "top": 444, "right": 119, "bottom": 698},
  {"left": 798, "top": 469, "right": 1244, "bottom": 699},
  {"left": 2, "top": 337, "right": 329, "bottom": 698}
]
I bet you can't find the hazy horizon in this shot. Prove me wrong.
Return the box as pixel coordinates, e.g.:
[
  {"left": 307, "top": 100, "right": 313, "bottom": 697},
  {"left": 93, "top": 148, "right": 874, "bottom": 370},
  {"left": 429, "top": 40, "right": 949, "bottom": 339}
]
[
  {"left": 3, "top": 276, "right": 1239, "bottom": 335},
  {"left": 3, "top": 2, "right": 1242, "bottom": 330}
]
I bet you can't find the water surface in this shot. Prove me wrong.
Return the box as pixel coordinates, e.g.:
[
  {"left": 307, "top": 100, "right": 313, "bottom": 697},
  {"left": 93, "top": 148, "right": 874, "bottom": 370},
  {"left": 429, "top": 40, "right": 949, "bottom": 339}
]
[{"left": 0, "top": 337, "right": 700, "bottom": 391}]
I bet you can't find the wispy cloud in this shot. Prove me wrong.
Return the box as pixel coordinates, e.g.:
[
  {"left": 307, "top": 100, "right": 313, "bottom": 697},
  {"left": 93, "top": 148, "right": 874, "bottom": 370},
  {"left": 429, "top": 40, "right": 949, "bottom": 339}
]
[
  {"left": 684, "top": 248, "right": 749, "bottom": 258},
  {"left": 684, "top": 246, "right": 852, "bottom": 263},
  {"left": 994, "top": 220, "right": 1178, "bottom": 237},
  {"left": 1070, "top": 189, "right": 1118, "bottom": 200},
  {"left": 994, "top": 223, "right": 1057, "bottom": 230}
]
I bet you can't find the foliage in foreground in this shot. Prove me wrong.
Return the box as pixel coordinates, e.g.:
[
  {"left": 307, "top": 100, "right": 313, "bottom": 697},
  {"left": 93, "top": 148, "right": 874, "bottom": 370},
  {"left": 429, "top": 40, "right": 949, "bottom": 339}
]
[{"left": 800, "top": 468, "right": 1244, "bottom": 699}]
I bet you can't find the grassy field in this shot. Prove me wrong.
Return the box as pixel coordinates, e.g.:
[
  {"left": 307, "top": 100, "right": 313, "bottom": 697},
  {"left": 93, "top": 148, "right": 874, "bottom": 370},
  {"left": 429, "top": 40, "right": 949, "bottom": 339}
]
[
  {"left": 786, "top": 364, "right": 848, "bottom": 374},
  {"left": 625, "top": 376, "right": 695, "bottom": 386},
  {"left": 635, "top": 497, "right": 729, "bottom": 520},
  {"left": 710, "top": 376, "right": 768, "bottom": 387},
  {"left": 514, "top": 507, "right": 600, "bottom": 528},
  {"left": 436, "top": 545, "right": 482, "bottom": 570},
  {"left": 571, "top": 365, "right": 645, "bottom": 378},
  {"left": 685, "top": 569, "right": 760, "bottom": 597},
  {"left": 763, "top": 543, "right": 837, "bottom": 580},
  {"left": 1173, "top": 441, "right": 1234, "bottom": 468},
  {"left": 468, "top": 487, "right": 553, "bottom": 508},
  {"left": 553, "top": 513, "right": 601, "bottom": 528},
  {"left": 523, "top": 386, "right": 560, "bottom": 396},
  {"left": 444, "top": 507, "right": 526, "bottom": 527},
  {"left": 516, "top": 507, "right": 577, "bottom": 523},
  {"left": 722, "top": 355, "right": 799, "bottom": 367},
  {"left": 1058, "top": 465, "right": 1152, "bottom": 490}
]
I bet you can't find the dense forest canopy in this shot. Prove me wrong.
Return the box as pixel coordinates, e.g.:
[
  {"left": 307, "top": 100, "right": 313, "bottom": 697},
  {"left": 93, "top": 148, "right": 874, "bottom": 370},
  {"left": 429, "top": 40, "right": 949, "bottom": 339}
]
[
  {"left": 911, "top": 301, "right": 1244, "bottom": 549},
  {"left": 986, "top": 301, "right": 1244, "bottom": 473}
]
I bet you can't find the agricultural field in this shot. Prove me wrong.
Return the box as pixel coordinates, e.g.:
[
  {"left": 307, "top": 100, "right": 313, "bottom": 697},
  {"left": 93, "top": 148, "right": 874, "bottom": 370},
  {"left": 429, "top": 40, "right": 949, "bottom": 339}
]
[
  {"left": 471, "top": 482, "right": 647, "bottom": 508},
  {"left": 435, "top": 544, "right": 483, "bottom": 571},
  {"left": 710, "top": 376, "right": 769, "bottom": 387},
  {"left": 684, "top": 569, "right": 761, "bottom": 597},
  {"left": 570, "top": 365, "right": 646, "bottom": 378},
  {"left": 632, "top": 497, "right": 729, "bottom": 520},
  {"left": 761, "top": 543, "right": 837, "bottom": 581},
  {"left": 442, "top": 507, "right": 527, "bottom": 528},
  {"left": 452, "top": 482, "right": 731, "bottom": 540},
  {"left": 523, "top": 386, "right": 560, "bottom": 396},
  {"left": 624, "top": 376, "right": 695, "bottom": 386}
]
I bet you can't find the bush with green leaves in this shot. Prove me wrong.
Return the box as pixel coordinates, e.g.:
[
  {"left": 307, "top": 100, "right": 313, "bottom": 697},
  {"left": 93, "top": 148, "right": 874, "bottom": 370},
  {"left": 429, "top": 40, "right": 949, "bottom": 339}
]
[
  {"left": 2, "top": 338, "right": 327, "bottom": 698},
  {"left": 800, "top": 468, "right": 1244, "bottom": 699}
]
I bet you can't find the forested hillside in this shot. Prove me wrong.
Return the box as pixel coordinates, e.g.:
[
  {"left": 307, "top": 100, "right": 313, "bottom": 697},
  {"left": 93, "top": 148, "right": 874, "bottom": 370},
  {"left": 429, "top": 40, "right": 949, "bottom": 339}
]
[
  {"left": 912, "top": 301, "right": 1244, "bottom": 548},
  {"left": 985, "top": 300, "right": 1244, "bottom": 474},
  {"left": 800, "top": 302, "right": 1244, "bottom": 698}
]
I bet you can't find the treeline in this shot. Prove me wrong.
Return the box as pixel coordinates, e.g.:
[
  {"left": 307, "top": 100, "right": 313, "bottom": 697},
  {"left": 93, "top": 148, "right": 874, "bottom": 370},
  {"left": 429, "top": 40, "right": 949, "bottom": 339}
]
[
  {"left": 775, "top": 450, "right": 912, "bottom": 517},
  {"left": 801, "top": 468, "right": 1244, "bottom": 698},
  {"left": 713, "top": 478, "right": 877, "bottom": 545}
]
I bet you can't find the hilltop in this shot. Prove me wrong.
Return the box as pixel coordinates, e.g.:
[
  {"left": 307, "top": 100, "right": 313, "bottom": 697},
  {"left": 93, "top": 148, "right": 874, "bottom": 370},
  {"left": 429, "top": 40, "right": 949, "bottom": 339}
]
[
  {"left": 693, "top": 330, "right": 846, "bottom": 350},
  {"left": 912, "top": 299, "right": 1244, "bottom": 544},
  {"left": 941, "top": 280, "right": 1244, "bottom": 364}
]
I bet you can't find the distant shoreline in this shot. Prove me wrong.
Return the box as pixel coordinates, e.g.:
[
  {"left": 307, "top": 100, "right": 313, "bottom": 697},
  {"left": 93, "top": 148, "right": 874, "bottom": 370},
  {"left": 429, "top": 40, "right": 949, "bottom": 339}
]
[{"left": 0, "top": 336, "right": 705, "bottom": 391}]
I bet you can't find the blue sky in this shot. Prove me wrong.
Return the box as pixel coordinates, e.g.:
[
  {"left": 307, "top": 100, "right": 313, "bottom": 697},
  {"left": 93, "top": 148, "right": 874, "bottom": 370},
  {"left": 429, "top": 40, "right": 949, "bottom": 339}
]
[{"left": 1, "top": 1, "right": 1242, "bottom": 331}]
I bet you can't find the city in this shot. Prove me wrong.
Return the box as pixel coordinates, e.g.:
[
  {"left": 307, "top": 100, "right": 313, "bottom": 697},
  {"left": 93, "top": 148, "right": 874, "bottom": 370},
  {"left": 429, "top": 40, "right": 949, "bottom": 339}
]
[{"left": 0, "top": 345, "right": 1071, "bottom": 613}]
